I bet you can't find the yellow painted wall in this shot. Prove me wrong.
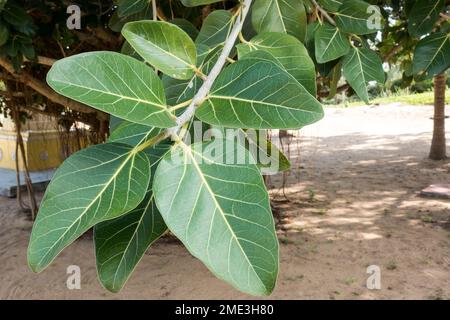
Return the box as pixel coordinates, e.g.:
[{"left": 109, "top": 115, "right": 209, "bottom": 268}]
[{"left": 0, "top": 114, "right": 85, "bottom": 171}]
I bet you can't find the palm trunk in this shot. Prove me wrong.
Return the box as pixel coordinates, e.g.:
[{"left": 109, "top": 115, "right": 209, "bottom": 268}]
[{"left": 429, "top": 73, "right": 447, "bottom": 160}]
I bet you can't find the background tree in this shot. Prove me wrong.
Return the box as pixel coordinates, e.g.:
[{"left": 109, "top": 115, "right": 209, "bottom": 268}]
[
  {"left": 0, "top": 0, "right": 388, "bottom": 296},
  {"left": 378, "top": 0, "right": 450, "bottom": 160}
]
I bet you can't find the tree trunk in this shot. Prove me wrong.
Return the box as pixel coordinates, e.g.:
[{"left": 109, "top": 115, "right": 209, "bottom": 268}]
[{"left": 429, "top": 73, "right": 447, "bottom": 160}]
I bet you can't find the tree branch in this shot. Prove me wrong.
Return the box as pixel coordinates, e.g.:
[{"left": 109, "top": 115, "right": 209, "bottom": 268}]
[
  {"left": 0, "top": 57, "right": 108, "bottom": 122},
  {"left": 24, "top": 56, "right": 57, "bottom": 66},
  {"left": 311, "top": 0, "right": 336, "bottom": 26},
  {"left": 166, "top": 0, "right": 253, "bottom": 138}
]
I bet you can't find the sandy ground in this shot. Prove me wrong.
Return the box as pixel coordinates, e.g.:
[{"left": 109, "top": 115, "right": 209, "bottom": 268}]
[{"left": 0, "top": 104, "right": 449, "bottom": 300}]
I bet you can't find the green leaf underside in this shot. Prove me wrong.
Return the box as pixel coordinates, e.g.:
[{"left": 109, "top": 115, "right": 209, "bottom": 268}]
[
  {"left": 413, "top": 32, "right": 450, "bottom": 79},
  {"left": 163, "top": 44, "right": 221, "bottom": 106},
  {"left": 342, "top": 47, "right": 385, "bottom": 104},
  {"left": 122, "top": 21, "right": 197, "bottom": 80},
  {"left": 252, "top": 0, "right": 307, "bottom": 42},
  {"left": 181, "top": 0, "right": 222, "bottom": 6},
  {"left": 408, "top": 0, "right": 445, "bottom": 38},
  {"left": 153, "top": 139, "right": 279, "bottom": 296},
  {"left": 117, "top": 0, "right": 147, "bottom": 18},
  {"left": 244, "top": 131, "right": 290, "bottom": 174},
  {"left": 109, "top": 4, "right": 153, "bottom": 33},
  {"left": 315, "top": 23, "right": 350, "bottom": 63},
  {"left": 237, "top": 32, "right": 316, "bottom": 96},
  {"left": 94, "top": 129, "right": 170, "bottom": 292},
  {"left": 196, "top": 10, "right": 233, "bottom": 49},
  {"left": 170, "top": 19, "right": 199, "bottom": 41},
  {"left": 108, "top": 121, "right": 162, "bottom": 147},
  {"left": 196, "top": 59, "right": 324, "bottom": 129},
  {"left": 317, "top": 0, "right": 343, "bottom": 12},
  {"left": 335, "top": 0, "right": 381, "bottom": 35},
  {"left": 28, "top": 143, "right": 151, "bottom": 272},
  {"left": 47, "top": 51, "right": 175, "bottom": 128},
  {"left": 94, "top": 190, "right": 166, "bottom": 292}
]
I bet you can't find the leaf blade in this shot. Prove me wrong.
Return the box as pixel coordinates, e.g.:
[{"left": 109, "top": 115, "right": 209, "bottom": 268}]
[
  {"left": 342, "top": 47, "right": 385, "bottom": 103},
  {"left": 252, "top": 0, "right": 307, "bottom": 42},
  {"left": 153, "top": 139, "right": 279, "bottom": 296},
  {"left": 28, "top": 143, "right": 151, "bottom": 273},
  {"left": 47, "top": 51, "right": 175, "bottom": 128},
  {"left": 122, "top": 21, "right": 197, "bottom": 80},
  {"left": 196, "top": 59, "right": 323, "bottom": 129}
]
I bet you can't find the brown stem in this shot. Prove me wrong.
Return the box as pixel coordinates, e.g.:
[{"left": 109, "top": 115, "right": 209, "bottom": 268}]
[{"left": 429, "top": 73, "right": 447, "bottom": 160}]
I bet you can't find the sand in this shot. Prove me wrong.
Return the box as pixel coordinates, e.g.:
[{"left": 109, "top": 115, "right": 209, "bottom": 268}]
[{"left": 0, "top": 104, "right": 449, "bottom": 299}]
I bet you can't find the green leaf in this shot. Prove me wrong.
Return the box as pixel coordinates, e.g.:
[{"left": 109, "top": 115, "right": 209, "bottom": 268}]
[
  {"left": 180, "top": 0, "right": 222, "bottom": 6},
  {"left": 317, "top": 0, "right": 343, "bottom": 12},
  {"left": 413, "top": 32, "right": 450, "bottom": 79},
  {"left": 342, "top": 47, "right": 385, "bottom": 103},
  {"left": 196, "top": 59, "right": 323, "bottom": 129},
  {"left": 408, "top": 0, "right": 445, "bottom": 38},
  {"left": 108, "top": 4, "right": 153, "bottom": 32},
  {"left": 240, "top": 129, "right": 290, "bottom": 174},
  {"left": 47, "top": 51, "right": 176, "bottom": 128},
  {"left": 28, "top": 143, "right": 151, "bottom": 273},
  {"left": 163, "top": 44, "right": 221, "bottom": 106},
  {"left": 94, "top": 190, "right": 166, "bottom": 292},
  {"left": 122, "top": 21, "right": 197, "bottom": 80},
  {"left": 252, "top": 0, "right": 307, "bottom": 42},
  {"left": 109, "top": 122, "right": 162, "bottom": 147},
  {"left": 170, "top": 19, "right": 199, "bottom": 41},
  {"left": 0, "top": 24, "right": 9, "bottom": 46},
  {"left": 335, "top": 0, "right": 382, "bottom": 35},
  {"left": 196, "top": 10, "right": 233, "bottom": 49},
  {"left": 153, "top": 139, "right": 279, "bottom": 296},
  {"left": 236, "top": 32, "right": 316, "bottom": 96},
  {"left": 117, "top": 0, "right": 147, "bottom": 18},
  {"left": 94, "top": 131, "right": 170, "bottom": 292},
  {"left": 211, "top": 127, "right": 290, "bottom": 174},
  {"left": 314, "top": 23, "right": 350, "bottom": 63}
]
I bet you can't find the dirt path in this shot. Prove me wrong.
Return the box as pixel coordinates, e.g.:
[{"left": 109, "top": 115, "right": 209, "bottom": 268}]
[{"left": 1, "top": 104, "right": 449, "bottom": 299}]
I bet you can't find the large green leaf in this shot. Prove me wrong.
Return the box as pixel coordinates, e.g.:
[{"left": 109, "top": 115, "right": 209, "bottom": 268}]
[
  {"left": 408, "top": 0, "right": 445, "bottom": 38},
  {"left": 237, "top": 32, "right": 316, "bottom": 96},
  {"left": 94, "top": 128, "right": 170, "bottom": 292},
  {"left": 109, "top": 122, "right": 162, "bottom": 148},
  {"left": 117, "top": 0, "right": 147, "bottom": 18},
  {"left": 317, "top": 0, "right": 343, "bottom": 12},
  {"left": 196, "top": 59, "right": 323, "bottom": 129},
  {"left": 163, "top": 45, "right": 221, "bottom": 106},
  {"left": 28, "top": 143, "right": 151, "bottom": 273},
  {"left": 413, "top": 32, "right": 450, "bottom": 79},
  {"left": 153, "top": 139, "right": 279, "bottom": 296},
  {"left": 239, "top": 129, "right": 290, "bottom": 174},
  {"left": 109, "top": 4, "right": 153, "bottom": 32},
  {"left": 122, "top": 21, "right": 197, "bottom": 80},
  {"left": 196, "top": 10, "right": 233, "bottom": 49},
  {"left": 314, "top": 23, "right": 350, "bottom": 63},
  {"left": 245, "top": 132, "right": 290, "bottom": 174},
  {"left": 170, "top": 19, "right": 199, "bottom": 41},
  {"left": 335, "top": 0, "right": 382, "bottom": 35},
  {"left": 342, "top": 47, "right": 385, "bottom": 103},
  {"left": 252, "top": 0, "right": 307, "bottom": 42},
  {"left": 94, "top": 190, "right": 166, "bottom": 292},
  {"left": 211, "top": 127, "right": 290, "bottom": 174},
  {"left": 47, "top": 51, "right": 176, "bottom": 128},
  {"left": 180, "top": 0, "right": 222, "bottom": 6}
]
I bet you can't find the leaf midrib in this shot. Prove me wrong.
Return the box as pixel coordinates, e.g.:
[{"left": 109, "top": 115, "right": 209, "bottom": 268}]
[
  {"left": 179, "top": 141, "right": 266, "bottom": 292},
  {"left": 32, "top": 149, "right": 140, "bottom": 270}
]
